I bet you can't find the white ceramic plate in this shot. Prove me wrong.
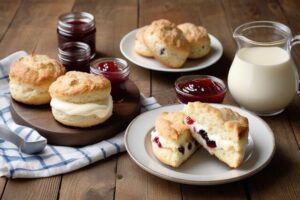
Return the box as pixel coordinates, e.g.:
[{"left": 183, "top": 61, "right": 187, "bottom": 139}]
[
  {"left": 120, "top": 29, "right": 223, "bottom": 72},
  {"left": 124, "top": 104, "right": 275, "bottom": 185}
]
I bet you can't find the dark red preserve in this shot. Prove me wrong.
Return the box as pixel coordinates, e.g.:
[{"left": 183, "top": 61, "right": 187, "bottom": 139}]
[
  {"left": 91, "top": 58, "right": 130, "bottom": 103},
  {"left": 57, "top": 12, "right": 96, "bottom": 58},
  {"left": 58, "top": 42, "right": 91, "bottom": 72},
  {"left": 175, "top": 75, "right": 227, "bottom": 104}
]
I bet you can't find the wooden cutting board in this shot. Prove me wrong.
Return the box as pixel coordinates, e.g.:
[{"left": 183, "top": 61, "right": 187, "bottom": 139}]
[{"left": 10, "top": 80, "right": 140, "bottom": 147}]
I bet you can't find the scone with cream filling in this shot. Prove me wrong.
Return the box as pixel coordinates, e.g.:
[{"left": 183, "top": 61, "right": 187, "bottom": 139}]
[
  {"left": 178, "top": 23, "right": 211, "bottom": 59},
  {"left": 9, "top": 54, "right": 65, "bottom": 105},
  {"left": 143, "top": 19, "right": 190, "bottom": 68},
  {"left": 151, "top": 111, "right": 198, "bottom": 167},
  {"left": 49, "top": 71, "right": 113, "bottom": 128},
  {"left": 183, "top": 102, "right": 249, "bottom": 168},
  {"left": 134, "top": 25, "right": 153, "bottom": 57}
]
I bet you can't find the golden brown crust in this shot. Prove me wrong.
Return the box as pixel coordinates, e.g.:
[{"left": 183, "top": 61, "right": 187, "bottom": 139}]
[
  {"left": 155, "top": 112, "right": 190, "bottom": 140},
  {"left": 49, "top": 71, "right": 111, "bottom": 99},
  {"left": 9, "top": 54, "right": 65, "bottom": 86},
  {"left": 184, "top": 102, "right": 249, "bottom": 141},
  {"left": 144, "top": 19, "right": 190, "bottom": 52},
  {"left": 177, "top": 23, "right": 210, "bottom": 44}
]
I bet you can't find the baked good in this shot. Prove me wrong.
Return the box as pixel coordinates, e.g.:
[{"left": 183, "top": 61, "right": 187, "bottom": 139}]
[
  {"left": 49, "top": 71, "right": 113, "bottom": 128},
  {"left": 151, "top": 111, "right": 198, "bottom": 167},
  {"left": 134, "top": 26, "right": 153, "bottom": 57},
  {"left": 178, "top": 23, "right": 211, "bottom": 59},
  {"left": 183, "top": 102, "right": 249, "bottom": 168},
  {"left": 143, "top": 19, "right": 190, "bottom": 68},
  {"left": 9, "top": 54, "right": 65, "bottom": 105}
]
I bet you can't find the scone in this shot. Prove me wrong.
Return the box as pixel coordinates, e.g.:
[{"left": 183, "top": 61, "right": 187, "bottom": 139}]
[
  {"left": 49, "top": 71, "right": 113, "bottom": 128},
  {"left": 178, "top": 23, "right": 211, "bottom": 59},
  {"left": 9, "top": 54, "right": 65, "bottom": 105},
  {"left": 143, "top": 19, "right": 190, "bottom": 68},
  {"left": 183, "top": 102, "right": 249, "bottom": 168},
  {"left": 151, "top": 111, "right": 198, "bottom": 167},
  {"left": 134, "top": 26, "right": 153, "bottom": 57}
]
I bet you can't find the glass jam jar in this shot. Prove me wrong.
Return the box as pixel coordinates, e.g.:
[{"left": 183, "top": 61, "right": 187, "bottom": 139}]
[
  {"left": 175, "top": 75, "right": 227, "bottom": 104},
  {"left": 57, "top": 12, "right": 96, "bottom": 58},
  {"left": 58, "top": 41, "right": 91, "bottom": 72},
  {"left": 90, "top": 58, "right": 130, "bottom": 103}
]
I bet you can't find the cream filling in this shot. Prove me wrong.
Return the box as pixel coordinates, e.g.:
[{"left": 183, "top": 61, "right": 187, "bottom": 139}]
[
  {"left": 50, "top": 96, "right": 113, "bottom": 118},
  {"left": 184, "top": 117, "right": 240, "bottom": 151}
]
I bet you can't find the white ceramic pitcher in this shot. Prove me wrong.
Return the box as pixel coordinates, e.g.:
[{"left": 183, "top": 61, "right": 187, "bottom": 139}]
[{"left": 228, "top": 21, "right": 300, "bottom": 116}]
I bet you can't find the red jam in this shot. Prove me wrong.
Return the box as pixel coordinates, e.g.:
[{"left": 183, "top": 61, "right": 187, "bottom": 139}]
[
  {"left": 175, "top": 76, "right": 226, "bottom": 104},
  {"left": 57, "top": 12, "right": 96, "bottom": 58},
  {"left": 91, "top": 58, "right": 130, "bottom": 102}
]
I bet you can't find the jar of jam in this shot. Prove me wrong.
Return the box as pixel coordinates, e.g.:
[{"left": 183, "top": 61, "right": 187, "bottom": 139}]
[
  {"left": 90, "top": 58, "right": 130, "bottom": 103},
  {"left": 58, "top": 41, "right": 91, "bottom": 72},
  {"left": 175, "top": 75, "right": 227, "bottom": 104},
  {"left": 57, "top": 12, "right": 96, "bottom": 58}
]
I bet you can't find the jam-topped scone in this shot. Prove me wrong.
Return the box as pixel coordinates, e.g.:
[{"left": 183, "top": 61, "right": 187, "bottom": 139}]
[
  {"left": 177, "top": 23, "right": 211, "bottom": 59},
  {"left": 183, "top": 102, "right": 249, "bottom": 168},
  {"left": 143, "top": 19, "right": 190, "bottom": 68},
  {"left": 134, "top": 25, "right": 153, "bottom": 57},
  {"left": 151, "top": 111, "right": 198, "bottom": 167}
]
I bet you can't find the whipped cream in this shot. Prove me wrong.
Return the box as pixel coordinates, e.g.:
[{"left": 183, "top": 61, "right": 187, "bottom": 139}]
[
  {"left": 50, "top": 96, "right": 113, "bottom": 118},
  {"left": 185, "top": 117, "right": 240, "bottom": 151}
]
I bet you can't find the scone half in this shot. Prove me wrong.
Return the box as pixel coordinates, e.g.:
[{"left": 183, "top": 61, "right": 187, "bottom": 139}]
[
  {"left": 183, "top": 102, "right": 249, "bottom": 168},
  {"left": 151, "top": 112, "right": 198, "bottom": 167},
  {"left": 49, "top": 71, "right": 113, "bottom": 128}
]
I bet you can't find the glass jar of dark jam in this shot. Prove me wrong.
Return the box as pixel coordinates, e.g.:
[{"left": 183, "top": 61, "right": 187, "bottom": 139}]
[
  {"left": 58, "top": 42, "right": 91, "bottom": 72},
  {"left": 57, "top": 12, "right": 96, "bottom": 58},
  {"left": 90, "top": 58, "right": 130, "bottom": 103}
]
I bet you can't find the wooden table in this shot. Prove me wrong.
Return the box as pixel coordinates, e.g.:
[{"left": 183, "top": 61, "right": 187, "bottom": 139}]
[{"left": 1, "top": 0, "right": 300, "bottom": 199}]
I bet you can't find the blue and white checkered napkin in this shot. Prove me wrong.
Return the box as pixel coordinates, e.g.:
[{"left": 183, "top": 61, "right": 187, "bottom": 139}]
[{"left": 0, "top": 51, "right": 161, "bottom": 178}]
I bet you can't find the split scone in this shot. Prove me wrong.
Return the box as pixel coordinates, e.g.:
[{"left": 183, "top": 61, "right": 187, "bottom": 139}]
[
  {"left": 183, "top": 102, "right": 249, "bottom": 168},
  {"left": 178, "top": 23, "right": 211, "bottom": 59},
  {"left": 49, "top": 71, "right": 113, "bottom": 128},
  {"left": 143, "top": 19, "right": 190, "bottom": 68},
  {"left": 9, "top": 54, "right": 65, "bottom": 105},
  {"left": 151, "top": 111, "right": 198, "bottom": 167},
  {"left": 134, "top": 26, "right": 153, "bottom": 57}
]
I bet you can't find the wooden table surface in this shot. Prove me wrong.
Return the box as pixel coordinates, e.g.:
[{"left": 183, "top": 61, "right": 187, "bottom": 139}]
[{"left": 1, "top": 0, "right": 300, "bottom": 199}]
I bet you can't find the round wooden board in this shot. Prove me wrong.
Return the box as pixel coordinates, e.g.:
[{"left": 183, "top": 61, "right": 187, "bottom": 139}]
[{"left": 10, "top": 80, "right": 140, "bottom": 147}]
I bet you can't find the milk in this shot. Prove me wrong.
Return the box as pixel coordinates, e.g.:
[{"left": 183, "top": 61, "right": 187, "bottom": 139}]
[{"left": 228, "top": 47, "right": 298, "bottom": 115}]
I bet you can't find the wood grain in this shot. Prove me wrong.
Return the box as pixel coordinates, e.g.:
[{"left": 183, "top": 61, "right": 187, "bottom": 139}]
[
  {"left": 1, "top": 177, "right": 61, "bottom": 200},
  {"left": 60, "top": 157, "right": 117, "bottom": 200}
]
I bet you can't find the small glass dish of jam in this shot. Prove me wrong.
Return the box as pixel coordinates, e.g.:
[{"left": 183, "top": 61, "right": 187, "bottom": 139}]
[
  {"left": 175, "top": 75, "right": 227, "bottom": 104},
  {"left": 90, "top": 58, "right": 130, "bottom": 103}
]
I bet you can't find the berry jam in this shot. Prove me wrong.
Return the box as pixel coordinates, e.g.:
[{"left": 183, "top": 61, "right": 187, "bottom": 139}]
[
  {"left": 175, "top": 75, "right": 226, "bottom": 104},
  {"left": 58, "top": 42, "right": 91, "bottom": 72},
  {"left": 91, "top": 58, "right": 130, "bottom": 103},
  {"left": 58, "top": 12, "right": 96, "bottom": 58},
  {"left": 198, "top": 129, "right": 216, "bottom": 148}
]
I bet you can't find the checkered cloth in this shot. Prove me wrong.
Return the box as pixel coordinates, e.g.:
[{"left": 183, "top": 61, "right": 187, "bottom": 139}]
[{"left": 0, "top": 51, "right": 160, "bottom": 178}]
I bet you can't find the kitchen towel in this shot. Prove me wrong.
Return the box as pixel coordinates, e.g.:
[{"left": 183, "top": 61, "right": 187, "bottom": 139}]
[{"left": 0, "top": 51, "right": 160, "bottom": 178}]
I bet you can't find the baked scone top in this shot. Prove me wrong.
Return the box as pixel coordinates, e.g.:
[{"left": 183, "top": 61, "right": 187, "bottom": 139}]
[
  {"left": 9, "top": 54, "right": 65, "bottom": 85},
  {"left": 183, "top": 102, "right": 249, "bottom": 141},
  {"left": 49, "top": 71, "right": 111, "bottom": 99},
  {"left": 177, "top": 23, "right": 210, "bottom": 43},
  {"left": 136, "top": 25, "right": 149, "bottom": 42},
  {"left": 155, "top": 111, "right": 192, "bottom": 141},
  {"left": 145, "top": 19, "right": 190, "bottom": 51}
]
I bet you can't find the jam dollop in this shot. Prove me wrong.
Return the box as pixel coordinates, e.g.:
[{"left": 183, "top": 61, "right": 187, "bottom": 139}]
[
  {"left": 98, "top": 61, "right": 120, "bottom": 72},
  {"left": 175, "top": 76, "right": 226, "bottom": 104}
]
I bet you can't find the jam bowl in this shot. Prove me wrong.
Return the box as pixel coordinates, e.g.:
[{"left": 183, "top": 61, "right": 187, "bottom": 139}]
[
  {"left": 90, "top": 58, "right": 130, "bottom": 103},
  {"left": 175, "top": 75, "right": 227, "bottom": 104}
]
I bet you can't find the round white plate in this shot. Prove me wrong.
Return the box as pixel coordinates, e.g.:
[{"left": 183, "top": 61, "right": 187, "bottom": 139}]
[
  {"left": 120, "top": 29, "right": 223, "bottom": 73},
  {"left": 124, "top": 104, "right": 275, "bottom": 185}
]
